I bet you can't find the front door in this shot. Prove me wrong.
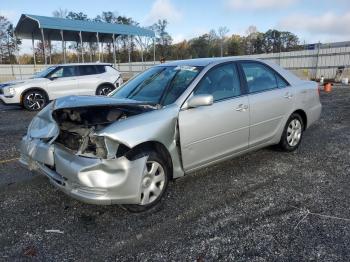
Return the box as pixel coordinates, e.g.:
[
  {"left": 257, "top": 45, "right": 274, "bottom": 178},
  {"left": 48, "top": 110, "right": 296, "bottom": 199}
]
[
  {"left": 178, "top": 63, "right": 250, "bottom": 172},
  {"left": 47, "top": 66, "right": 78, "bottom": 99}
]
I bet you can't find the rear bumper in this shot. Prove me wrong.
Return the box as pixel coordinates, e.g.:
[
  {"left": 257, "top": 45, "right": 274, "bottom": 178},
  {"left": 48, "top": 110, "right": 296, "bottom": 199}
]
[
  {"left": 20, "top": 136, "right": 147, "bottom": 205},
  {"left": 307, "top": 103, "right": 322, "bottom": 128}
]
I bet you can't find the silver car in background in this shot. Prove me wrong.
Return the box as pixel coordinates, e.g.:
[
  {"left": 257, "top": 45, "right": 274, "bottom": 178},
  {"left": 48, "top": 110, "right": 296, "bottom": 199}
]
[
  {"left": 20, "top": 58, "right": 321, "bottom": 212},
  {"left": 0, "top": 63, "right": 123, "bottom": 111}
]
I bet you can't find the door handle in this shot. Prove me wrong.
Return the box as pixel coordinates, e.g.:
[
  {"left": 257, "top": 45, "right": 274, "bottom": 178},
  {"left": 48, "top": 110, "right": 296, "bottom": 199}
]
[
  {"left": 283, "top": 93, "right": 293, "bottom": 99},
  {"left": 235, "top": 104, "right": 248, "bottom": 112}
]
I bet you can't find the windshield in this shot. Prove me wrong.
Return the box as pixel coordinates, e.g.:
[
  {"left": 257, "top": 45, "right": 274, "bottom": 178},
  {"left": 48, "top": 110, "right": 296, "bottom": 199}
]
[
  {"left": 111, "top": 65, "right": 202, "bottom": 106},
  {"left": 33, "top": 66, "right": 57, "bottom": 78}
]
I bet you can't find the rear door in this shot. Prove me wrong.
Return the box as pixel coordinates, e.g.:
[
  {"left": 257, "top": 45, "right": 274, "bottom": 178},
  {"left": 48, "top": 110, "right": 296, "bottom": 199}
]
[
  {"left": 239, "top": 61, "right": 294, "bottom": 147},
  {"left": 178, "top": 62, "right": 250, "bottom": 171},
  {"left": 76, "top": 65, "right": 104, "bottom": 95},
  {"left": 46, "top": 66, "right": 78, "bottom": 99}
]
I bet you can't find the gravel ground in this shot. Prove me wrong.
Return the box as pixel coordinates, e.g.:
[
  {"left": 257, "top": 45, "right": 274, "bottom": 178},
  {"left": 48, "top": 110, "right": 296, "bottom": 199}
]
[{"left": 0, "top": 88, "right": 349, "bottom": 261}]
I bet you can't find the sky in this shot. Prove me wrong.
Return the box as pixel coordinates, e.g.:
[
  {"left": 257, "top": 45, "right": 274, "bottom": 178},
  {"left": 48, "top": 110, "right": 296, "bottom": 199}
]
[{"left": 1, "top": 0, "right": 350, "bottom": 54}]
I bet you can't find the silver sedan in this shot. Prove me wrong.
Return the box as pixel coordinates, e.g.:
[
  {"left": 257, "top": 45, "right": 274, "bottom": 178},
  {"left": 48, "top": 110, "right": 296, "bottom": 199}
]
[{"left": 20, "top": 58, "right": 322, "bottom": 212}]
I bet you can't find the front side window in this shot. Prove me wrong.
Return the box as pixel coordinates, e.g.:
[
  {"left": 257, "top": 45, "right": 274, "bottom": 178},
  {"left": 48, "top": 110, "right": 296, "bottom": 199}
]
[
  {"left": 276, "top": 74, "right": 289, "bottom": 88},
  {"left": 48, "top": 66, "right": 78, "bottom": 78},
  {"left": 241, "top": 62, "right": 278, "bottom": 93},
  {"left": 111, "top": 66, "right": 202, "bottom": 106},
  {"left": 33, "top": 66, "right": 57, "bottom": 78},
  {"left": 194, "top": 63, "right": 241, "bottom": 101}
]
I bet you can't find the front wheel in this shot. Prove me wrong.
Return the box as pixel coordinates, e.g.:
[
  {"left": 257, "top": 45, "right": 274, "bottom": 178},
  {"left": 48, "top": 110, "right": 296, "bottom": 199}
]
[
  {"left": 122, "top": 151, "right": 170, "bottom": 213},
  {"left": 96, "top": 85, "right": 115, "bottom": 96},
  {"left": 22, "top": 90, "right": 48, "bottom": 111},
  {"left": 279, "top": 113, "right": 304, "bottom": 151}
]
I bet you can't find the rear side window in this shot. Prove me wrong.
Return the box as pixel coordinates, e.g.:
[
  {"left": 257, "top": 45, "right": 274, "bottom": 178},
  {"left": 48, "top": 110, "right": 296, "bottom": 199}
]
[
  {"left": 96, "top": 65, "right": 106, "bottom": 74},
  {"left": 194, "top": 63, "right": 241, "bottom": 102},
  {"left": 241, "top": 62, "right": 278, "bottom": 93},
  {"left": 79, "top": 65, "right": 97, "bottom": 76}
]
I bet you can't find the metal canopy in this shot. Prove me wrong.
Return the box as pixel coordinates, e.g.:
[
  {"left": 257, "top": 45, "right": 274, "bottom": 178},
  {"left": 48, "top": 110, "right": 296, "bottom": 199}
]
[{"left": 15, "top": 14, "right": 155, "bottom": 42}]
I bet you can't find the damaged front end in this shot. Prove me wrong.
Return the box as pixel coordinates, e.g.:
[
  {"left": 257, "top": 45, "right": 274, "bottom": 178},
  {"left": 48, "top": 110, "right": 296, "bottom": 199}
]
[{"left": 20, "top": 96, "right": 157, "bottom": 205}]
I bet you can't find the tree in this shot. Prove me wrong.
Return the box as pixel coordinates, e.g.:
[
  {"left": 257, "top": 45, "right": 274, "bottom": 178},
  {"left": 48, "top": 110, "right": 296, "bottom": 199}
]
[
  {"left": 0, "top": 16, "right": 21, "bottom": 64},
  {"left": 218, "top": 26, "right": 229, "bottom": 57},
  {"left": 189, "top": 34, "right": 211, "bottom": 58},
  {"left": 52, "top": 8, "right": 68, "bottom": 18},
  {"left": 152, "top": 19, "right": 172, "bottom": 59},
  {"left": 227, "top": 34, "right": 245, "bottom": 56},
  {"left": 262, "top": 29, "right": 300, "bottom": 53},
  {"left": 66, "top": 12, "right": 89, "bottom": 21}
]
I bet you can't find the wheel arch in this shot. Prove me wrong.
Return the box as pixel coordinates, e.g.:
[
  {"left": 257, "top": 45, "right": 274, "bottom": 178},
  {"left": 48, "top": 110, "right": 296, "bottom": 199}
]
[
  {"left": 125, "top": 141, "right": 174, "bottom": 180},
  {"left": 292, "top": 109, "right": 307, "bottom": 130}
]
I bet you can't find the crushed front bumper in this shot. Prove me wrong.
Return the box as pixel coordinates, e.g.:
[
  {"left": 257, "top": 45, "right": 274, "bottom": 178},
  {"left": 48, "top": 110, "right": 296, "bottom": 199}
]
[{"left": 20, "top": 136, "right": 147, "bottom": 205}]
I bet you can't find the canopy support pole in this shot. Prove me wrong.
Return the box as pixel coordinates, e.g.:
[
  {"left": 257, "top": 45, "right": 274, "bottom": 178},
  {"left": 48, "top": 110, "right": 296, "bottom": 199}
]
[
  {"left": 32, "top": 33, "right": 36, "bottom": 69},
  {"left": 79, "top": 31, "right": 84, "bottom": 63},
  {"left": 128, "top": 36, "right": 131, "bottom": 73},
  {"left": 89, "top": 42, "right": 93, "bottom": 62},
  {"left": 60, "top": 30, "right": 66, "bottom": 63},
  {"left": 138, "top": 35, "right": 144, "bottom": 68},
  {"left": 153, "top": 37, "right": 156, "bottom": 64},
  {"left": 112, "top": 34, "right": 116, "bottom": 68},
  {"left": 40, "top": 28, "right": 47, "bottom": 64},
  {"left": 48, "top": 35, "right": 52, "bottom": 64},
  {"left": 100, "top": 42, "right": 103, "bottom": 62},
  {"left": 116, "top": 36, "right": 120, "bottom": 70},
  {"left": 13, "top": 30, "right": 22, "bottom": 80},
  {"left": 96, "top": 33, "right": 100, "bottom": 61}
]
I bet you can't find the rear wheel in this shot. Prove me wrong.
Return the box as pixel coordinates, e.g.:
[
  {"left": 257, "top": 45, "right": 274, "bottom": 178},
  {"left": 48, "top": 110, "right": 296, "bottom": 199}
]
[
  {"left": 96, "top": 85, "right": 115, "bottom": 96},
  {"left": 22, "top": 90, "right": 48, "bottom": 111},
  {"left": 279, "top": 113, "right": 304, "bottom": 151},
  {"left": 122, "top": 151, "right": 170, "bottom": 213}
]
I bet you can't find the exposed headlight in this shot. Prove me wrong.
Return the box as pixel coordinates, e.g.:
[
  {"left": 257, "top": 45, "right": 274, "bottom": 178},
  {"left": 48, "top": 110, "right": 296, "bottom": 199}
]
[
  {"left": 27, "top": 102, "right": 58, "bottom": 139},
  {"left": 3, "top": 87, "right": 16, "bottom": 97}
]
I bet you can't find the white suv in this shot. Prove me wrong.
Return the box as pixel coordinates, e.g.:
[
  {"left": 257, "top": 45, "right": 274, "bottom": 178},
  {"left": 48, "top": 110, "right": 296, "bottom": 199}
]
[{"left": 0, "top": 63, "right": 123, "bottom": 111}]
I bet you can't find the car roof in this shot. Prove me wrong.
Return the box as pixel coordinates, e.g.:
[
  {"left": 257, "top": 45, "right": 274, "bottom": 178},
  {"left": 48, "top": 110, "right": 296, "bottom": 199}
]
[
  {"left": 158, "top": 57, "right": 265, "bottom": 67},
  {"left": 158, "top": 57, "right": 302, "bottom": 85},
  {"left": 55, "top": 63, "right": 112, "bottom": 67}
]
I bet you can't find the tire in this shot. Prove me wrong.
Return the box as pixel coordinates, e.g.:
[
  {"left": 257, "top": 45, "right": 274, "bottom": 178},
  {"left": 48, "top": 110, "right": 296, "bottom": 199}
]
[
  {"left": 279, "top": 113, "right": 304, "bottom": 151},
  {"left": 96, "top": 85, "right": 115, "bottom": 96},
  {"left": 22, "top": 90, "right": 48, "bottom": 111},
  {"left": 122, "top": 150, "right": 170, "bottom": 213}
]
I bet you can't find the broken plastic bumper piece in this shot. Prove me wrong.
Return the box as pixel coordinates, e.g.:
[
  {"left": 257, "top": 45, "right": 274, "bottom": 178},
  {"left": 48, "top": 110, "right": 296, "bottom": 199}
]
[{"left": 20, "top": 136, "right": 147, "bottom": 205}]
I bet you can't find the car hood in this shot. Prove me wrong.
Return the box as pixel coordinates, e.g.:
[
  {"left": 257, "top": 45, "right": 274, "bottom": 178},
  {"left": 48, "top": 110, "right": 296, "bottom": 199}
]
[
  {"left": 0, "top": 78, "right": 46, "bottom": 87},
  {"left": 27, "top": 96, "right": 158, "bottom": 140},
  {"left": 52, "top": 95, "right": 158, "bottom": 110}
]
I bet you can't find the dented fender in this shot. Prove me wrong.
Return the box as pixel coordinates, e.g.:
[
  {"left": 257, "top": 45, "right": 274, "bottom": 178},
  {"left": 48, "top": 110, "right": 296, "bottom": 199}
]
[{"left": 97, "top": 104, "right": 184, "bottom": 178}]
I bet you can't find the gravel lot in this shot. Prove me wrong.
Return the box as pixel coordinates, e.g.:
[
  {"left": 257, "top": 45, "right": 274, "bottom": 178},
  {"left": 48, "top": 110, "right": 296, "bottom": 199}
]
[{"left": 0, "top": 88, "right": 349, "bottom": 261}]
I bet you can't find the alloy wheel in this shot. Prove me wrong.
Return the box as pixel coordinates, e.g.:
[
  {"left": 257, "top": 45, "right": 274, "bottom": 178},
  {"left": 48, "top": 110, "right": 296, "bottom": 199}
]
[
  {"left": 25, "top": 93, "right": 46, "bottom": 110},
  {"left": 98, "top": 86, "right": 113, "bottom": 96},
  {"left": 287, "top": 119, "right": 302, "bottom": 147},
  {"left": 140, "top": 160, "right": 166, "bottom": 205}
]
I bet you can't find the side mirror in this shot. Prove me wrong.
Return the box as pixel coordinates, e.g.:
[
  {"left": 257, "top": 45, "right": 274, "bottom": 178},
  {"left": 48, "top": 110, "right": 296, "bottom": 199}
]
[
  {"left": 49, "top": 76, "right": 58, "bottom": 81},
  {"left": 187, "top": 94, "right": 213, "bottom": 109}
]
